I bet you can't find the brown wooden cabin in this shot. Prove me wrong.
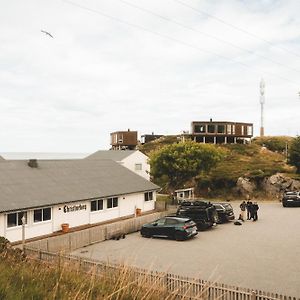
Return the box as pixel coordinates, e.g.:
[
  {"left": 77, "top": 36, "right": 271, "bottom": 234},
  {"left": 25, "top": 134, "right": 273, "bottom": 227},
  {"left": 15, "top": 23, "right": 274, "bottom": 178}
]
[{"left": 110, "top": 130, "right": 138, "bottom": 150}]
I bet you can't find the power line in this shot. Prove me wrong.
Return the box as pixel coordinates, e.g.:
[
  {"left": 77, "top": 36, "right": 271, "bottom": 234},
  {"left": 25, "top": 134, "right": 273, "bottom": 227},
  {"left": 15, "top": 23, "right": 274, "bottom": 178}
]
[
  {"left": 62, "top": 0, "right": 299, "bottom": 86},
  {"left": 173, "top": 0, "right": 300, "bottom": 60},
  {"left": 118, "top": 0, "right": 300, "bottom": 74}
]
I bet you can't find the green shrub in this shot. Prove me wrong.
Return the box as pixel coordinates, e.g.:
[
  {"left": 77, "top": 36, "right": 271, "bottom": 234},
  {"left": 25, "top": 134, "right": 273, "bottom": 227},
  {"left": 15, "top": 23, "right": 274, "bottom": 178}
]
[
  {"left": 0, "top": 237, "right": 10, "bottom": 252},
  {"left": 253, "top": 136, "right": 292, "bottom": 152}
]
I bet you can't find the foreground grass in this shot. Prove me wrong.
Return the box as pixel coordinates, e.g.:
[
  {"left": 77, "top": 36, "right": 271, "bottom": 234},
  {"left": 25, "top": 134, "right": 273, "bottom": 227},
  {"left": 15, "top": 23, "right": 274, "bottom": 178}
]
[{"left": 0, "top": 253, "right": 172, "bottom": 300}]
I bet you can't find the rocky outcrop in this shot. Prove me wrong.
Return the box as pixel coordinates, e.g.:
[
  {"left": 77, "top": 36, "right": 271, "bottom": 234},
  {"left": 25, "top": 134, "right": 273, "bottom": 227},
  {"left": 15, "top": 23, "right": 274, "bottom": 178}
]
[
  {"left": 236, "top": 173, "right": 300, "bottom": 199},
  {"left": 236, "top": 177, "right": 256, "bottom": 196},
  {"left": 262, "top": 173, "right": 300, "bottom": 197}
]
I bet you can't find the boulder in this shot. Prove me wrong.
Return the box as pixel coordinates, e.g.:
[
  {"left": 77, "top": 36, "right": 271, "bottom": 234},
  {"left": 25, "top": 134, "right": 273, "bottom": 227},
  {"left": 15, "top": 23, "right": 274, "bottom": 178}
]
[
  {"left": 236, "top": 177, "right": 256, "bottom": 196},
  {"left": 262, "top": 173, "right": 300, "bottom": 197}
]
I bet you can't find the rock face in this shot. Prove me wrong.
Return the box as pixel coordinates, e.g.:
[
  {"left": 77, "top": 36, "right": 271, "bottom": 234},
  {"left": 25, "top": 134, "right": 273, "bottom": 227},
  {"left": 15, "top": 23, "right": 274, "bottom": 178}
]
[
  {"left": 236, "top": 173, "right": 300, "bottom": 199},
  {"left": 262, "top": 173, "right": 300, "bottom": 197},
  {"left": 236, "top": 177, "right": 256, "bottom": 196}
]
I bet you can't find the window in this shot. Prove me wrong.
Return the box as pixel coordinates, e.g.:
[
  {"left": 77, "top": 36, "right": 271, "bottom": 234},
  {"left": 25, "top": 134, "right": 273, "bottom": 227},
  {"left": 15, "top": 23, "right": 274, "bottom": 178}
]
[
  {"left": 217, "top": 125, "right": 225, "bottom": 134},
  {"left": 227, "top": 125, "right": 232, "bottom": 134},
  {"left": 241, "top": 126, "right": 244, "bottom": 135},
  {"left": 118, "top": 134, "right": 123, "bottom": 143},
  {"left": 207, "top": 124, "right": 215, "bottom": 133},
  {"left": 232, "top": 125, "right": 236, "bottom": 134},
  {"left": 247, "top": 126, "right": 253, "bottom": 135},
  {"left": 165, "top": 218, "right": 178, "bottom": 225},
  {"left": 7, "top": 211, "right": 27, "bottom": 228},
  {"left": 107, "top": 197, "right": 118, "bottom": 209},
  {"left": 34, "top": 207, "right": 51, "bottom": 223},
  {"left": 194, "top": 124, "right": 206, "bottom": 133},
  {"left": 135, "top": 163, "right": 142, "bottom": 171},
  {"left": 91, "top": 199, "right": 104, "bottom": 211},
  {"left": 144, "top": 191, "right": 153, "bottom": 201},
  {"left": 156, "top": 218, "right": 165, "bottom": 226}
]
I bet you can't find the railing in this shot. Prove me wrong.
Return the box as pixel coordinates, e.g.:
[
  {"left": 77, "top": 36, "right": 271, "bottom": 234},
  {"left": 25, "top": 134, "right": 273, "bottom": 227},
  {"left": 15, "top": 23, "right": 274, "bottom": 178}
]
[{"left": 24, "top": 247, "right": 299, "bottom": 300}]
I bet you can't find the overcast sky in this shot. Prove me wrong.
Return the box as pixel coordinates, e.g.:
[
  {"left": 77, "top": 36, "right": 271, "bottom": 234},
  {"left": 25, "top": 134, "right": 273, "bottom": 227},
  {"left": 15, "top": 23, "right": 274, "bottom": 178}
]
[{"left": 0, "top": 0, "right": 299, "bottom": 153}]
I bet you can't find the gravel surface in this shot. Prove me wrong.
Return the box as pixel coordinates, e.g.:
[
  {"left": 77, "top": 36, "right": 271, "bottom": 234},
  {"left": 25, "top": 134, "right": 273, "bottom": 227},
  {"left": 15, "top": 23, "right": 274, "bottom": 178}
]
[{"left": 71, "top": 202, "right": 300, "bottom": 297}]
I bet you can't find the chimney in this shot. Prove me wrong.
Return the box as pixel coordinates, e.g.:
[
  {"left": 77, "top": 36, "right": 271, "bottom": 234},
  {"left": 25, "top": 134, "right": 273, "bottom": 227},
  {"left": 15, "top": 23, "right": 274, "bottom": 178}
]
[
  {"left": 28, "top": 159, "right": 38, "bottom": 168},
  {"left": 210, "top": 118, "right": 212, "bottom": 122}
]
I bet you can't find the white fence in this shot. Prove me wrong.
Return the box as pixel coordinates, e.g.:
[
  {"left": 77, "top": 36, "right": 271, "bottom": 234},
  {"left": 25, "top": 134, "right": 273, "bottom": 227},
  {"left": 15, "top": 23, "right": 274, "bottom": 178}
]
[{"left": 24, "top": 247, "right": 299, "bottom": 300}]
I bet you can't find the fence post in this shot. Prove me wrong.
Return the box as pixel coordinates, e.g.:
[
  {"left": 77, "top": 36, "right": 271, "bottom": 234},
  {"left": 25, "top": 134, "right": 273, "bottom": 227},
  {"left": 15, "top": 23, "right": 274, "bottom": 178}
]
[
  {"left": 69, "top": 234, "right": 72, "bottom": 251},
  {"left": 251, "top": 290, "right": 257, "bottom": 300}
]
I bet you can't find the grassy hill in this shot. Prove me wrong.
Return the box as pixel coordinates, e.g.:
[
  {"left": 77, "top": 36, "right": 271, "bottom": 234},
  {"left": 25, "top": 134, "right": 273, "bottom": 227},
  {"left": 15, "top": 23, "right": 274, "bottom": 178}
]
[{"left": 139, "top": 136, "right": 296, "bottom": 198}]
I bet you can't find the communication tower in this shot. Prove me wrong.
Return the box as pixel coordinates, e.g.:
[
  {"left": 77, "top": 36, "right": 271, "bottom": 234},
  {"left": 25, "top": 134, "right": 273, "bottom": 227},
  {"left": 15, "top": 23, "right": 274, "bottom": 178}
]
[{"left": 259, "top": 79, "right": 265, "bottom": 137}]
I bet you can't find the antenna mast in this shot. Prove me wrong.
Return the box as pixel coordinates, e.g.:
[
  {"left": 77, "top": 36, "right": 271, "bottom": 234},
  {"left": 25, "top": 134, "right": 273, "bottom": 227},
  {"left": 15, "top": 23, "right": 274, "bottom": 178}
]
[{"left": 260, "top": 79, "right": 265, "bottom": 137}]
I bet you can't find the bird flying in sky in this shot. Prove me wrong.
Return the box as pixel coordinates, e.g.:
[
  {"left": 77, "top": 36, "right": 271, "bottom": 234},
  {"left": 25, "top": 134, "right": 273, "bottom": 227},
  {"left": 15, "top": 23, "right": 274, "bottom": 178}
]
[{"left": 41, "top": 30, "right": 54, "bottom": 38}]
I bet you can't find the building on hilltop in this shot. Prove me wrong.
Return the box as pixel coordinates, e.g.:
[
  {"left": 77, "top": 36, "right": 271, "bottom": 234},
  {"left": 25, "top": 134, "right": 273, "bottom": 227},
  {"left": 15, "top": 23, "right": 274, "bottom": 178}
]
[
  {"left": 141, "top": 133, "right": 163, "bottom": 144},
  {"left": 110, "top": 129, "right": 138, "bottom": 150},
  {"left": 182, "top": 120, "right": 253, "bottom": 144},
  {"left": 86, "top": 150, "right": 150, "bottom": 180}
]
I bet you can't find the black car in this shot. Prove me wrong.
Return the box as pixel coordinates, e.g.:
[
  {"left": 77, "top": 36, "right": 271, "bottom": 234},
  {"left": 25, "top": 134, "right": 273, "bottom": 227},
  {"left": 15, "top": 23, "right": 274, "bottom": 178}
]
[
  {"left": 212, "top": 202, "right": 235, "bottom": 223},
  {"left": 140, "top": 216, "right": 198, "bottom": 241},
  {"left": 176, "top": 200, "right": 218, "bottom": 230},
  {"left": 282, "top": 191, "right": 300, "bottom": 207}
]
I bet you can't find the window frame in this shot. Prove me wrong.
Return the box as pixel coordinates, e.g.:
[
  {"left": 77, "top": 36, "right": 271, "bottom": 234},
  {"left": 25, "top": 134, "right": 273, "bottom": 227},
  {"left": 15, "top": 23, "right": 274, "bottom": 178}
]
[
  {"left": 217, "top": 125, "right": 225, "bottom": 134},
  {"left": 135, "top": 163, "right": 142, "bottom": 171},
  {"left": 207, "top": 124, "right": 215, "bottom": 133},
  {"left": 91, "top": 199, "right": 104, "bottom": 212},
  {"left": 194, "top": 124, "right": 206, "bottom": 133},
  {"left": 33, "top": 207, "right": 51, "bottom": 223},
  {"left": 107, "top": 197, "right": 118, "bottom": 209},
  {"left": 144, "top": 191, "right": 154, "bottom": 202},
  {"left": 7, "top": 211, "right": 27, "bottom": 228}
]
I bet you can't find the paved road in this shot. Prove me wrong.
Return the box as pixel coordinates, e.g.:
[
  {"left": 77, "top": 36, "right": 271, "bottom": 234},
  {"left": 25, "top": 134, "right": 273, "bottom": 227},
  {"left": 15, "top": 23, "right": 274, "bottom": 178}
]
[{"left": 72, "top": 202, "right": 300, "bottom": 297}]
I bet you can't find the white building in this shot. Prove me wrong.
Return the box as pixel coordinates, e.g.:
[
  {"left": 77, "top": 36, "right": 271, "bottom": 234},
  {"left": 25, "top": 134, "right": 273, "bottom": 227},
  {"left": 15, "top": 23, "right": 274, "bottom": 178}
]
[
  {"left": 0, "top": 159, "right": 159, "bottom": 243},
  {"left": 86, "top": 150, "right": 150, "bottom": 180}
]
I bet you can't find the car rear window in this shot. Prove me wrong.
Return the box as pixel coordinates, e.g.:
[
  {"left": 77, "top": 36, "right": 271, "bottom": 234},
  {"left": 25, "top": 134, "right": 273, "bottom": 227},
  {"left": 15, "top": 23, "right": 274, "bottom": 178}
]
[
  {"left": 165, "top": 218, "right": 178, "bottom": 225},
  {"left": 184, "top": 220, "right": 195, "bottom": 226},
  {"left": 223, "top": 204, "right": 232, "bottom": 209}
]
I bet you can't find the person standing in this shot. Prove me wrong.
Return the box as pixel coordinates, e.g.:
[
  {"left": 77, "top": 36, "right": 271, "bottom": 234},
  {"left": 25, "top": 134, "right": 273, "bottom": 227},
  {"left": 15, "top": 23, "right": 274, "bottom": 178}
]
[
  {"left": 239, "top": 201, "right": 246, "bottom": 222},
  {"left": 246, "top": 200, "right": 252, "bottom": 220},
  {"left": 252, "top": 202, "right": 259, "bottom": 221}
]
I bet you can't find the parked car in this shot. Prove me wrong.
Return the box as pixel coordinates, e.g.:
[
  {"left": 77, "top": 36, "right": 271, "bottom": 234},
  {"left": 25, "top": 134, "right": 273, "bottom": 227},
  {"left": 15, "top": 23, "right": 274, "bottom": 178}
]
[
  {"left": 176, "top": 200, "right": 218, "bottom": 230},
  {"left": 282, "top": 191, "right": 300, "bottom": 207},
  {"left": 140, "top": 216, "right": 198, "bottom": 241},
  {"left": 212, "top": 202, "right": 235, "bottom": 223}
]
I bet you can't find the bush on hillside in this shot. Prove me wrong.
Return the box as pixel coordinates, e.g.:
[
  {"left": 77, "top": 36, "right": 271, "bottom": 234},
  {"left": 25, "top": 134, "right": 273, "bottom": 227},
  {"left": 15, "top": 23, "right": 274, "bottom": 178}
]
[
  {"left": 252, "top": 136, "right": 292, "bottom": 152},
  {"left": 149, "top": 141, "right": 224, "bottom": 190},
  {"left": 289, "top": 136, "right": 300, "bottom": 173}
]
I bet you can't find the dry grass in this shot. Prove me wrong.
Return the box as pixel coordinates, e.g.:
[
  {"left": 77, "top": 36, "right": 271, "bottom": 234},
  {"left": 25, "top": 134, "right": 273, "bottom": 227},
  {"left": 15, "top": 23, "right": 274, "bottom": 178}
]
[{"left": 0, "top": 250, "right": 211, "bottom": 300}]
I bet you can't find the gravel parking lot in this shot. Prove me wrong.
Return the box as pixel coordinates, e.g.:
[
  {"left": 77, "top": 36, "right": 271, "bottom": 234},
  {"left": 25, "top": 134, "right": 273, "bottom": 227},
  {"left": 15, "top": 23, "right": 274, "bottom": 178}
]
[{"left": 72, "top": 202, "right": 300, "bottom": 297}]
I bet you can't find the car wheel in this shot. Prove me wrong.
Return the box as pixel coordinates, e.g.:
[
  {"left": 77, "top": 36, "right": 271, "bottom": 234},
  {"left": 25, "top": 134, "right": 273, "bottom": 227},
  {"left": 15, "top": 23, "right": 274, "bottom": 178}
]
[
  {"left": 282, "top": 202, "right": 287, "bottom": 207},
  {"left": 175, "top": 231, "right": 185, "bottom": 241},
  {"left": 141, "top": 230, "right": 151, "bottom": 238}
]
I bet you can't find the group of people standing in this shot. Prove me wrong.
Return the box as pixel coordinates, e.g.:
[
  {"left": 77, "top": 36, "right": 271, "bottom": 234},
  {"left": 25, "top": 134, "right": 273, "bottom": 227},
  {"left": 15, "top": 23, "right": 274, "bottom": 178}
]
[{"left": 239, "top": 200, "right": 259, "bottom": 222}]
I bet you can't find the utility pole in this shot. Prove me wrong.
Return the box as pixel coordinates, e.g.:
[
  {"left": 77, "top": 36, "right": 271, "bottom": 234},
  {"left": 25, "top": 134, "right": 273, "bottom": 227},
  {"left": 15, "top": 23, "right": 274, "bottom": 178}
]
[{"left": 260, "top": 79, "right": 265, "bottom": 137}]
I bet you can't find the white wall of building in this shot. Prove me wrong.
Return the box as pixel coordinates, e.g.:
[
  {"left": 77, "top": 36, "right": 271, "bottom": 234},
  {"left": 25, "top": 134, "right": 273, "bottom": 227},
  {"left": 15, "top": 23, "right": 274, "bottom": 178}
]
[
  {"left": 1, "top": 191, "right": 156, "bottom": 243},
  {"left": 0, "top": 214, "right": 5, "bottom": 237},
  {"left": 120, "top": 151, "right": 150, "bottom": 180},
  {"left": 53, "top": 201, "right": 90, "bottom": 231}
]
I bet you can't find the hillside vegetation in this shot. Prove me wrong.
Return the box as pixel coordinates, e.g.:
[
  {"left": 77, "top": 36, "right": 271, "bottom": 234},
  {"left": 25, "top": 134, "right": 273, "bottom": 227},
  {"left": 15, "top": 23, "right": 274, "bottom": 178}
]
[{"left": 139, "top": 136, "right": 297, "bottom": 198}]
